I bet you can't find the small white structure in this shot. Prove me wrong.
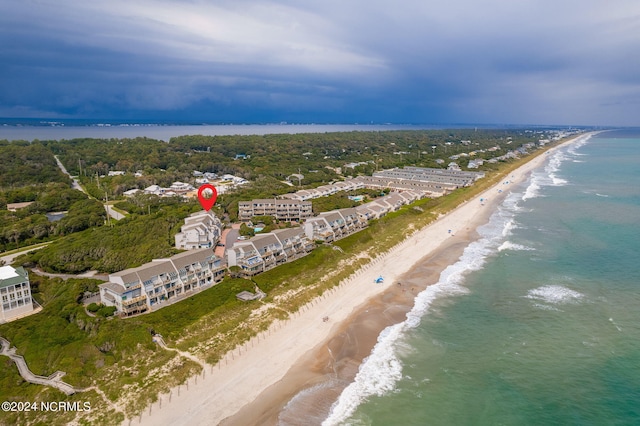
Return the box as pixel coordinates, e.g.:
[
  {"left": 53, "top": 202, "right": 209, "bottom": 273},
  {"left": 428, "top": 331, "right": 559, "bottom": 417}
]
[
  {"left": 143, "top": 185, "right": 165, "bottom": 196},
  {"left": 169, "top": 181, "right": 195, "bottom": 194},
  {"left": 123, "top": 188, "right": 140, "bottom": 197}
]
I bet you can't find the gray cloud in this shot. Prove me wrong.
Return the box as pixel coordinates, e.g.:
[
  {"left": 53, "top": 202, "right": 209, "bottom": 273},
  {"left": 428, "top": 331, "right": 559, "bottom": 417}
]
[{"left": 1, "top": 0, "right": 639, "bottom": 125}]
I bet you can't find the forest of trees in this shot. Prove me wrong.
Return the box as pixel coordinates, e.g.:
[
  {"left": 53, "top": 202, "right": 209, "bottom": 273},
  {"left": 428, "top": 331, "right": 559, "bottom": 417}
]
[
  {"left": 23, "top": 202, "right": 197, "bottom": 273},
  {"left": 0, "top": 142, "right": 107, "bottom": 252},
  {"left": 48, "top": 129, "right": 536, "bottom": 196},
  {"left": 2, "top": 128, "right": 552, "bottom": 271}
]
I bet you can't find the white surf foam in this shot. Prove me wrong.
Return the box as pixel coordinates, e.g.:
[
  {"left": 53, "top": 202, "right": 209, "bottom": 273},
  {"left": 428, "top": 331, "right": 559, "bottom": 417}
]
[
  {"left": 525, "top": 285, "right": 584, "bottom": 305},
  {"left": 498, "top": 241, "right": 535, "bottom": 252},
  {"left": 501, "top": 219, "right": 519, "bottom": 237},
  {"left": 522, "top": 135, "right": 593, "bottom": 201},
  {"left": 567, "top": 133, "right": 592, "bottom": 156},
  {"left": 323, "top": 198, "right": 516, "bottom": 425},
  {"left": 522, "top": 180, "right": 541, "bottom": 201}
]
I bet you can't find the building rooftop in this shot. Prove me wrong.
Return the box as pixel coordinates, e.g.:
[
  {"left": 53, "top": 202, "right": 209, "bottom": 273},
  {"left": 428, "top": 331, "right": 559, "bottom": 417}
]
[{"left": 0, "top": 266, "right": 28, "bottom": 288}]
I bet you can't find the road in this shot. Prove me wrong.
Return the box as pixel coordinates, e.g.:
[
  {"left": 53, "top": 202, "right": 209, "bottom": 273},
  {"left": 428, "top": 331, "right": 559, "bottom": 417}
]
[
  {"left": 0, "top": 243, "right": 51, "bottom": 266},
  {"left": 104, "top": 204, "right": 126, "bottom": 220},
  {"left": 54, "top": 155, "right": 126, "bottom": 221},
  {"left": 54, "top": 155, "right": 87, "bottom": 195}
]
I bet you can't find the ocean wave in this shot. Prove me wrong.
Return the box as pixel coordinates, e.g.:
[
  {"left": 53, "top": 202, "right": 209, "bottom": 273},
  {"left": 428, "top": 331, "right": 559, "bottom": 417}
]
[
  {"left": 498, "top": 241, "right": 535, "bottom": 252},
  {"left": 550, "top": 174, "right": 568, "bottom": 186},
  {"left": 501, "top": 219, "right": 519, "bottom": 237},
  {"left": 321, "top": 322, "right": 406, "bottom": 426},
  {"left": 522, "top": 136, "right": 593, "bottom": 201},
  {"left": 567, "top": 133, "right": 592, "bottom": 155},
  {"left": 525, "top": 285, "right": 584, "bottom": 306},
  {"left": 522, "top": 180, "right": 541, "bottom": 200},
  {"left": 323, "top": 199, "right": 514, "bottom": 425}
]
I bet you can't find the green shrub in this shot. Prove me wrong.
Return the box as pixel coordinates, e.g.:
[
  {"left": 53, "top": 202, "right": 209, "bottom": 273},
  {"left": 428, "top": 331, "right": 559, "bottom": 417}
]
[
  {"left": 97, "top": 305, "right": 117, "bottom": 317},
  {"left": 87, "top": 302, "right": 100, "bottom": 313}
]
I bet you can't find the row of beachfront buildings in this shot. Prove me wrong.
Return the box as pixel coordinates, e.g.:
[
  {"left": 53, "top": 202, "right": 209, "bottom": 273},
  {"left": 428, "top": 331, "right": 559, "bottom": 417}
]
[
  {"left": 280, "top": 166, "right": 484, "bottom": 202},
  {"left": 98, "top": 166, "right": 485, "bottom": 316},
  {"left": 98, "top": 188, "right": 424, "bottom": 316}
]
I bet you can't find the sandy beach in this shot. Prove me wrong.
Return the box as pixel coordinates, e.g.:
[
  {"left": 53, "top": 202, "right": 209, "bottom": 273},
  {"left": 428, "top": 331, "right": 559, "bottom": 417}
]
[{"left": 135, "top": 136, "right": 585, "bottom": 426}]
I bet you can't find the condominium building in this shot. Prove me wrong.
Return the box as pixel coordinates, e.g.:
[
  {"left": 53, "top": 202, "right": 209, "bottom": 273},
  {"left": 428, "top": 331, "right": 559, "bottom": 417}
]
[
  {"left": 374, "top": 166, "right": 485, "bottom": 187},
  {"left": 99, "top": 248, "right": 225, "bottom": 316},
  {"left": 227, "top": 227, "right": 314, "bottom": 276},
  {"left": 303, "top": 207, "right": 367, "bottom": 243},
  {"left": 350, "top": 176, "right": 452, "bottom": 196},
  {"left": 0, "top": 266, "right": 35, "bottom": 323},
  {"left": 238, "top": 199, "right": 313, "bottom": 222},
  {"left": 354, "top": 191, "right": 422, "bottom": 221},
  {"left": 175, "top": 210, "right": 223, "bottom": 250}
]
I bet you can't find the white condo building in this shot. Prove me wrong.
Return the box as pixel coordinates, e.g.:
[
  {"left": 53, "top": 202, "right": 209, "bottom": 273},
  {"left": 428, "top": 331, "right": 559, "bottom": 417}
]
[
  {"left": 175, "top": 210, "right": 223, "bottom": 250},
  {"left": 227, "top": 228, "right": 314, "bottom": 276},
  {"left": 99, "top": 248, "right": 225, "bottom": 316},
  {"left": 0, "top": 266, "right": 35, "bottom": 323}
]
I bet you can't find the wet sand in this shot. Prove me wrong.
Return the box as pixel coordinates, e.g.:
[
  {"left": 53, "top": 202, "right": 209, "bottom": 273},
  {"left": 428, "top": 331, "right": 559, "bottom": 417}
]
[{"left": 221, "top": 220, "right": 483, "bottom": 426}]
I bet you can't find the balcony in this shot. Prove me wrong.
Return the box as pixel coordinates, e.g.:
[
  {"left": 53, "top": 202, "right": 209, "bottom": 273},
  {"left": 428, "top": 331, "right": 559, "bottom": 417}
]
[
  {"left": 122, "top": 294, "right": 146, "bottom": 306},
  {"left": 122, "top": 302, "right": 147, "bottom": 314},
  {"left": 125, "top": 283, "right": 142, "bottom": 291}
]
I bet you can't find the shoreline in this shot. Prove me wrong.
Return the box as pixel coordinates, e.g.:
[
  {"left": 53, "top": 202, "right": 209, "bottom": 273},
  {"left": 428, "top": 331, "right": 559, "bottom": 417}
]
[{"left": 135, "top": 135, "right": 588, "bottom": 426}]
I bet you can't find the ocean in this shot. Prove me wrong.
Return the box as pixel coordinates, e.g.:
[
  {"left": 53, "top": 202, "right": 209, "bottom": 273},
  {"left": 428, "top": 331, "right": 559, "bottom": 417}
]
[{"left": 323, "top": 131, "right": 640, "bottom": 425}]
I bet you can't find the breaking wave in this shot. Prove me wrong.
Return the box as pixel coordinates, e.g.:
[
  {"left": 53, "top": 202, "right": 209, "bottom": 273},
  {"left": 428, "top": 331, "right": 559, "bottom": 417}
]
[
  {"left": 323, "top": 193, "right": 518, "bottom": 425},
  {"left": 498, "top": 241, "right": 535, "bottom": 252},
  {"left": 522, "top": 134, "right": 592, "bottom": 201},
  {"left": 525, "top": 285, "right": 584, "bottom": 306}
]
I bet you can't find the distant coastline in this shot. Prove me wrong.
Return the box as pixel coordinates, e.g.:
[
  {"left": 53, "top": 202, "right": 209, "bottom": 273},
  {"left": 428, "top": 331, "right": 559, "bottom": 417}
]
[
  {"left": 0, "top": 123, "right": 429, "bottom": 142},
  {"left": 0, "top": 120, "right": 596, "bottom": 142}
]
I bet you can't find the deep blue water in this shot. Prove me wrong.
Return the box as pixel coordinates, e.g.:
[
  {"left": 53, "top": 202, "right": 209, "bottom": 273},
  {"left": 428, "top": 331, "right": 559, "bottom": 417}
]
[{"left": 324, "top": 131, "right": 640, "bottom": 425}]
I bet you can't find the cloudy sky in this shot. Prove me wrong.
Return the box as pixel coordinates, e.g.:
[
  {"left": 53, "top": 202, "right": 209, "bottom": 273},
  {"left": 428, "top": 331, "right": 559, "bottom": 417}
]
[{"left": 1, "top": 0, "right": 639, "bottom": 126}]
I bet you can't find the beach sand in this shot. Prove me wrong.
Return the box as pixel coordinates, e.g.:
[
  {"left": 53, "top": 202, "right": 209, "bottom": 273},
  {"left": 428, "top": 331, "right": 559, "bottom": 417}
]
[{"left": 135, "top": 137, "right": 582, "bottom": 426}]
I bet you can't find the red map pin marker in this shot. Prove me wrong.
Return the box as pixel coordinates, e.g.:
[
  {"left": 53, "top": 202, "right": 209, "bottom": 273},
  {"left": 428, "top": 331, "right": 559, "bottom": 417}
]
[{"left": 197, "top": 184, "right": 218, "bottom": 211}]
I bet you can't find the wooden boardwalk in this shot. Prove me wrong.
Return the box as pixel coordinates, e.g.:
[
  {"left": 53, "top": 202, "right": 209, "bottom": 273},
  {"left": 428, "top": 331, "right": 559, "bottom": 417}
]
[{"left": 0, "top": 337, "right": 77, "bottom": 395}]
